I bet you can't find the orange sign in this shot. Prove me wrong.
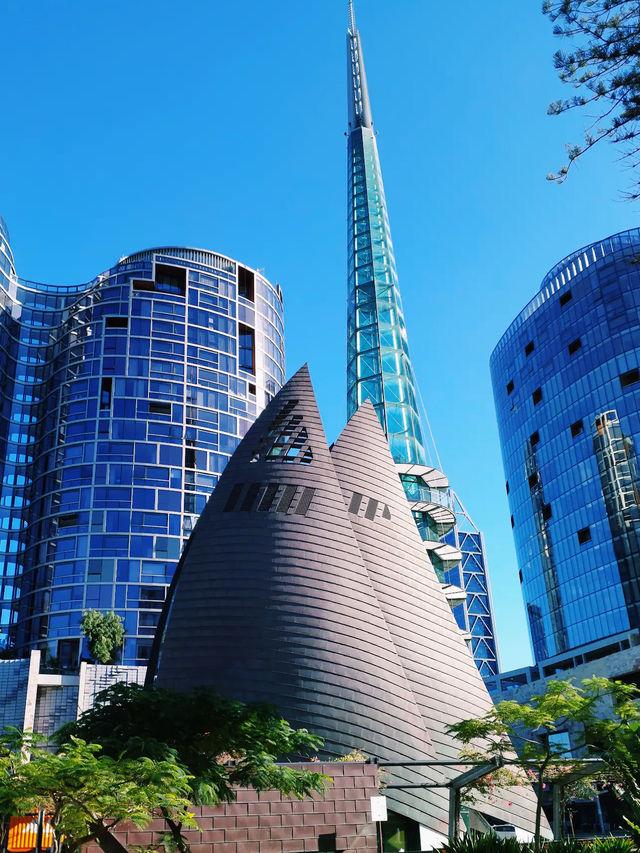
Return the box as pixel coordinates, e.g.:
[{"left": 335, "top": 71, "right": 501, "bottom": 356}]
[{"left": 7, "top": 816, "right": 54, "bottom": 852}]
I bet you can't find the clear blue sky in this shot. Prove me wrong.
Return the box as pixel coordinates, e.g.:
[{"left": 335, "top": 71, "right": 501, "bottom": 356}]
[{"left": 1, "top": 1, "right": 636, "bottom": 671}]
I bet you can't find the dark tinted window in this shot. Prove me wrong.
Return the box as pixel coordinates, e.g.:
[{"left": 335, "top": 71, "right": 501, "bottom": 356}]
[{"left": 577, "top": 526, "right": 591, "bottom": 545}]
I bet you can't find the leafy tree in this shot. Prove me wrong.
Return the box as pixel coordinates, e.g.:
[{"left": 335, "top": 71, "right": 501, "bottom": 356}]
[
  {"left": 0, "top": 728, "right": 33, "bottom": 852},
  {"left": 57, "top": 683, "right": 329, "bottom": 852},
  {"left": 447, "top": 677, "right": 640, "bottom": 852},
  {"left": 580, "top": 678, "right": 640, "bottom": 843},
  {"left": 543, "top": 1, "right": 640, "bottom": 197},
  {"left": 80, "top": 610, "right": 124, "bottom": 664},
  {"left": 0, "top": 729, "right": 195, "bottom": 853}
]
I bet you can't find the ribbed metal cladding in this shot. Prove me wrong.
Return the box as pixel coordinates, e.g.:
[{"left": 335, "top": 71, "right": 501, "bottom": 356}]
[
  {"left": 331, "top": 403, "right": 541, "bottom": 833},
  {"left": 151, "top": 366, "right": 435, "bottom": 771},
  {"left": 150, "top": 366, "right": 541, "bottom": 835}
]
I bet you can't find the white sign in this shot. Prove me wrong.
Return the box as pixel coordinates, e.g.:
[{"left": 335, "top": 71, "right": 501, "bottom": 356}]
[{"left": 370, "top": 795, "right": 388, "bottom": 822}]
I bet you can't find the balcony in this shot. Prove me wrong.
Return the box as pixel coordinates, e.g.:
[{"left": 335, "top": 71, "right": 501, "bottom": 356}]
[{"left": 400, "top": 477, "right": 456, "bottom": 532}]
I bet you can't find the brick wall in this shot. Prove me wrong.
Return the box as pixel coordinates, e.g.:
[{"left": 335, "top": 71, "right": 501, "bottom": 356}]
[{"left": 85, "top": 762, "right": 379, "bottom": 853}]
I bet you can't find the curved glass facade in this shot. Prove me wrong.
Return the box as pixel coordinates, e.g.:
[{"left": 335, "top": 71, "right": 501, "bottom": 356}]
[
  {"left": 0, "top": 222, "right": 284, "bottom": 665},
  {"left": 491, "top": 227, "right": 640, "bottom": 662}
]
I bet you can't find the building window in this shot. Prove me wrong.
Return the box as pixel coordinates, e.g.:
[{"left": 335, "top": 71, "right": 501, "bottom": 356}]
[
  {"left": 568, "top": 337, "right": 582, "bottom": 355},
  {"left": 525, "top": 340, "right": 535, "bottom": 356},
  {"left": 238, "top": 266, "right": 255, "bottom": 302},
  {"left": 105, "top": 316, "right": 128, "bottom": 329},
  {"left": 532, "top": 387, "right": 542, "bottom": 405},
  {"left": 559, "top": 289, "right": 573, "bottom": 307},
  {"left": 570, "top": 419, "right": 584, "bottom": 437},
  {"left": 149, "top": 402, "right": 171, "bottom": 416},
  {"left": 506, "top": 380, "right": 514, "bottom": 395},
  {"left": 510, "top": 515, "right": 514, "bottom": 528},
  {"left": 132, "top": 279, "right": 155, "bottom": 292},
  {"left": 100, "top": 377, "right": 112, "bottom": 411},
  {"left": 239, "top": 324, "right": 255, "bottom": 374},
  {"left": 577, "top": 526, "right": 591, "bottom": 545},
  {"left": 542, "top": 503, "right": 552, "bottom": 521},
  {"left": 528, "top": 473, "right": 539, "bottom": 489},
  {"left": 620, "top": 368, "right": 640, "bottom": 388},
  {"left": 530, "top": 430, "right": 540, "bottom": 446},
  {"left": 155, "top": 263, "right": 186, "bottom": 295},
  {"left": 505, "top": 480, "right": 509, "bottom": 494}
]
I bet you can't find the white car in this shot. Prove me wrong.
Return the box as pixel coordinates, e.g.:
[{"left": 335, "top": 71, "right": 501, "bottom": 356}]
[{"left": 492, "top": 824, "right": 518, "bottom": 839}]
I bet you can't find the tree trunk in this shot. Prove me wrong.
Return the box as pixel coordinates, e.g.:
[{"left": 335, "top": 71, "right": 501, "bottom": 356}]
[
  {"left": 160, "top": 809, "right": 189, "bottom": 853},
  {"left": 89, "top": 822, "right": 130, "bottom": 853},
  {"left": 535, "top": 759, "right": 549, "bottom": 853}
]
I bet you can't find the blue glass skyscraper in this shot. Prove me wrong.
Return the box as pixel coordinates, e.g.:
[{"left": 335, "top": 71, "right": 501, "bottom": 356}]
[
  {"left": 345, "top": 3, "right": 499, "bottom": 678},
  {"left": 491, "top": 227, "right": 640, "bottom": 663},
  {"left": 0, "top": 216, "right": 284, "bottom": 666}
]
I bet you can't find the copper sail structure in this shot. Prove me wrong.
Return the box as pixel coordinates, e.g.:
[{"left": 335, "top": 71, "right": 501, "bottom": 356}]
[
  {"left": 345, "top": 1, "right": 500, "bottom": 679},
  {"left": 149, "top": 366, "right": 543, "bottom": 837}
]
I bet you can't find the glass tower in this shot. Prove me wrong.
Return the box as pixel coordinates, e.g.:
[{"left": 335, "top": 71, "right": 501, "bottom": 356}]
[
  {"left": 491, "top": 228, "right": 640, "bottom": 662},
  {"left": 345, "top": 3, "right": 499, "bottom": 678},
  {"left": 0, "top": 217, "right": 284, "bottom": 666},
  {"left": 346, "top": 3, "right": 425, "bottom": 465}
]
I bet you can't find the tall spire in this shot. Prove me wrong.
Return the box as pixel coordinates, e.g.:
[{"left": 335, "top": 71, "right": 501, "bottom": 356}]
[
  {"left": 344, "top": 6, "right": 501, "bottom": 683},
  {"left": 346, "top": 1, "right": 426, "bottom": 465},
  {"left": 347, "top": 0, "right": 373, "bottom": 130},
  {"left": 348, "top": 0, "right": 356, "bottom": 34}
]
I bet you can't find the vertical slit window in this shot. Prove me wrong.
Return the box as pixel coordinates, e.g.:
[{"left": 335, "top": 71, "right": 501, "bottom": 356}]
[
  {"left": 239, "top": 324, "right": 255, "bottom": 374},
  {"left": 238, "top": 266, "right": 255, "bottom": 302},
  {"left": 240, "top": 483, "right": 261, "bottom": 511},
  {"left": 258, "top": 484, "right": 279, "bottom": 512},
  {"left": 100, "top": 378, "right": 113, "bottom": 411}
]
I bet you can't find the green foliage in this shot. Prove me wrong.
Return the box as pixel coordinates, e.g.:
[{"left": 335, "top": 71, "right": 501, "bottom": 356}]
[
  {"left": 543, "top": 1, "right": 640, "bottom": 197},
  {"left": 80, "top": 610, "right": 124, "bottom": 664},
  {"left": 543, "top": 839, "right": 584, "bottom": 853},
  {"left": 589, "top": 838, "right": 634, "bottom": 853},
  {"left": 448, "top": 677, "right": 640, "bottom": 853},
  {"left": 333, "top": 748, "right": 369, "bottom": 762},
  {"left": 57, "top": 683, "right": 330, "bottom": 852},
  {"left": 0, "top": 728, "right": 194, "bottom": 853},
  {"left": 442, "top": 838, "right": 632, "bottom": 853},
  {"left": 442, "top": 834, "right": 523, "bottom": 853}
]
